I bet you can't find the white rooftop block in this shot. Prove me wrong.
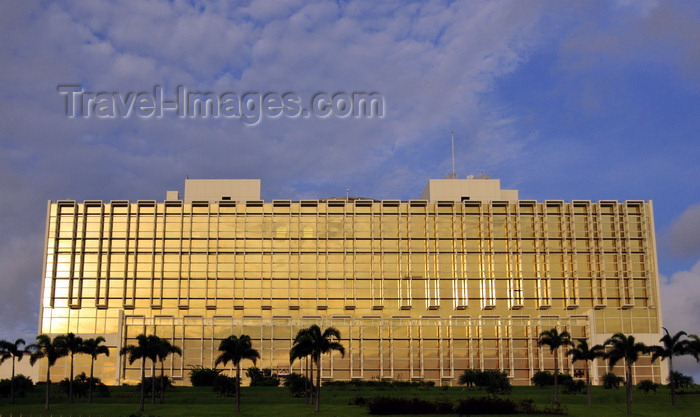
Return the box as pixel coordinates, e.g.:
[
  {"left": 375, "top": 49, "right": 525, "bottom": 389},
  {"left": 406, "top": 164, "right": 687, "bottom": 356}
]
[
  {"left": 184, "top": 179, "right": 261, "bottom": 202},
  {"left": 420, "top": 178, "right": 518, "bottom": 202}
]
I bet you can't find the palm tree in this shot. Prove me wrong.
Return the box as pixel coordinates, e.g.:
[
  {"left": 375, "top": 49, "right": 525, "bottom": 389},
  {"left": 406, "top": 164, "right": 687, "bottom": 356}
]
[
  {"left": 120, "top": 334, "right": 160, "bottom": 412},
  {"left": 215, "top": 334, "right": 261, "bottom": 412},
  {"left": 81, "top": 336, "right": 110, "bottom": 403},
  {"left": 688, "top": 334, "right": 700, "bottom": 361},
  {"left": 566, "top": 338, "right": 605, "bottom": 406},
  {"left": 290, "top": 328, "right": 314, "bottom": 404},
  {"left": 156, "top": 338, "right": 182, "bottom": 404},
  {"left": 29, "top": 334, "right": 68, "bottom": 410},
  {"left": 0, "top": 338, "right": 31, "bottom": 404},
  {"left": 649, "top": 328, "right": 690, "bottom": 406},
  {"left": 604, "top": 332, "right": 649, "bottom": 414},
  {"left": 301, "top": 324, "right": 345, "bottom": 412},
  {"left": 146, "top": 335, "right": 162, "bottom": 405},
  {"left": 62, "top": 332, "right": 84, "bottom": 403},
  {"left": 537, "top": 328, "right": 573, "bottom": 404}
]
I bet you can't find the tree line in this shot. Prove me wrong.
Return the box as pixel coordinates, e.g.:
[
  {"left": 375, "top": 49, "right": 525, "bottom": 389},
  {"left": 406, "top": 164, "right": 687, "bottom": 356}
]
[
  {"left": 537, "top": 327, "right": 700, "bottom": 414},
  {"left": 1, "top": 324, "right": 345, "bottom": 413},
  {"left": 1, "top": 334, "right": 109, "bottom": 409},
  {"left": 3, "top": 326, "right": 699, "bottom": 414}
]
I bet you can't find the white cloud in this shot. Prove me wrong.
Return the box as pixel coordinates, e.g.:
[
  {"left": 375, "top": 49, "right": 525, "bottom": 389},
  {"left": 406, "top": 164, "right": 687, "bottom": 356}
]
[
  {"left": 558, "top": 1, "right": 700, "bottom": 87},
  {"left": 1, "top": 0, "right": 699, "bottom": 358},
  {"left": 665, "top": 203, "right": 700, "bottom": 258},
  {"left": 0, "top": 0, "right": 549, "bottom": 339},
  {"left": 660, "top": 260, "right": 700, "bottom": 378},
  {"left": 660, "top": 261, "right": 700, "bottom": 336}
]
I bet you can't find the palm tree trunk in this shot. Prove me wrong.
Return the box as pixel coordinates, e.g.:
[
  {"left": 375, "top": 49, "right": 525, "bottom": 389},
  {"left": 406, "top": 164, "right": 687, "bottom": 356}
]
[
  {"left": 553, "top": 353, "right": 559, "bottom": 404},
  {"left": 669, "top": 357, "right": 676, "bottom": 406},
  {"left": 69, "top": 353, "right": 74, "bottom": 403},
  {"left": 160, "top": 360, "right": 166, "bottom": 404},
  {"left": 626, "top": 363, "right": 632, "bottom": 414},
  {"left": 140, "top": 357, "right": 146, "bottom": 412},
  {"left": 151, "top": 361, "right": 157, "bottom": 404},
  {"left": 315, "top": 357, "right": 321, "bottom": 412},
  {"left": 586, "top": 361, "right": 591, "bottom": 407},
  {"left": 45, "top": 365, "right": 51, "bottom": 410},
  {"left": 10, "top": 358, "right": 15, "bottom": 404},
  {"left": 308, "top": 356, "right": 314, "bottom": 405},
  {"left": 89, "top": 356, "right": 95, "bottom": 403},
  {"left": 304, "top": 356, "right": 308, "bottom": 404},
  {"left": 629, "top": 362, "right": 634, "bottom": 404},
  {"left": 235, "top": 364, "right": 241, "bottom": 412},
  {"left": 305, "top": 356, "right": 311, "bottom": 405}
]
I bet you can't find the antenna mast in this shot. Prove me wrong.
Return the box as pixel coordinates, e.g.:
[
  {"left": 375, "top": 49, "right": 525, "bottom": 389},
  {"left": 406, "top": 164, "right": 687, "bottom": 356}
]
[{"left": 451, "top": 131, "right": 456, "bottom": 178}]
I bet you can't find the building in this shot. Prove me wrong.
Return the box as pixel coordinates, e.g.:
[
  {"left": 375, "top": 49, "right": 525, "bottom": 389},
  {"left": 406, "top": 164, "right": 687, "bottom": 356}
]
[{"left": 38, "top": 178, "right": 665, "bottom": 385}]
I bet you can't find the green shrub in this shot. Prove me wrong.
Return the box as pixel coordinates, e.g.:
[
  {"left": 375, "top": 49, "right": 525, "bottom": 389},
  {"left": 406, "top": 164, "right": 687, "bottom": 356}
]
[
  {"left": 0, "top": 374, "right": 34, "bottom": 398},
  {"left": 475, "top": 370, "right": 512, "bottom": 394},
  {"left": 123, "top": 413, "right": 161, "bottom": 417},
  {"left": 367, "top": 397, "right": 453, "bottom": 415},
  {"left": 136, "top": 376, "right": 171, "bottom": 396},
  {"left": 189, "top": 366, "right": 223, "bottom": 386},
  {"left": 603, "top": 372, "right": 624, "bottom": 389},
  {"left": 669, "top": 371, "right": 694, "bottom": 389},
  {"left": 517, "top": 399, "right": 537, "bottom": 414},
  {"left": 637, "top": 379, "right": 659, "bottom": 393},
  {"left": 394, "top": 380, "right": 435, "bottom": 388},
  {"left": 557, "top": 373, "right": 573, "bottom": 386},
  {"left": 282, "top": 372, "right": 310, "bottom": 397},
  {"left": 59, "top": 372, "right": 110, "bottom": 398},
  {"left": 531, "top": 371, "right": 574, "bottom": 388},
  {"left": 323, "top": 379, "right": 434, "bottom": 388},
  {"left": 455, "top": 396, "right": 518, "bottom": 415},
  {"left": 457, "top": 370, "right": 511, "bottom": 394},
  {"left": 360, "top": 396, "right": 565, "bottom": 416},
  {"left": 212, "top": 374, "right": 238, "bottom": 397},
  {"left": 540, "top": 402, "right": 568, "bottom": 415},
  {"left": 351, "top": 396, "right": 367, "bottom": 405},
  {"left": 531, "top": 371, "right": 554, "bottom": 387},
  {"left": 563, "top": 379, "right": 586, "bottom": 394},
  {"left": 246, "top": 367, "right": 280, "bottom": 386},
  {"left": 458, "top": 369, "right": 479, "bottom": 387}
]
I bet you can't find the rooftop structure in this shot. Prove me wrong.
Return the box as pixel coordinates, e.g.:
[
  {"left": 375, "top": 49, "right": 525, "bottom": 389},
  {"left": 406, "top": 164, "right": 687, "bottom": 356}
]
[
  {"left": 180, "top": 179, "right": 261, "bottom": 202},
  {"left": 419, "top": 177, "right": 518, "bottom": 202}
]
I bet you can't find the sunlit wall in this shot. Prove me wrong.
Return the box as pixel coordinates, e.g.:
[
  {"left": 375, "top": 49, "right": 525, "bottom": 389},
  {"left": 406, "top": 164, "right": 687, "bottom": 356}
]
[{"left": 38, "top": 197, "right": 664, "bottom": 385}]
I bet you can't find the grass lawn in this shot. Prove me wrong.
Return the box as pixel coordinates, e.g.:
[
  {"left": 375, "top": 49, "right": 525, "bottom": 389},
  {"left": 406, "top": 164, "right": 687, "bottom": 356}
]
[{"left": 1, "top": 384, "right": 698, "bottom": 417}]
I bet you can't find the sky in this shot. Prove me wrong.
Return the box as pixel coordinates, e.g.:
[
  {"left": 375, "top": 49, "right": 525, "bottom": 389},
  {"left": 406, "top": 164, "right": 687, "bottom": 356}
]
[{"left": 1, "top": 0, "right": 699, "bottom": 377}]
